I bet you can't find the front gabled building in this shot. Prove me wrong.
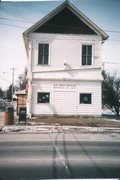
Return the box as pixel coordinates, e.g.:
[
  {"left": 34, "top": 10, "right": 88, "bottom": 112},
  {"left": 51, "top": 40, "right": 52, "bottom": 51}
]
[{"left": 23, "top": 0, "right": 108, "bottom": 117}]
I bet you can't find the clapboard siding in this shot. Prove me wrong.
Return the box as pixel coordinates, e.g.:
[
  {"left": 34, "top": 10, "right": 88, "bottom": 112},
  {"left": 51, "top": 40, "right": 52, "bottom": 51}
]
[
  {"left": 30, "top": 33, "right": 101, "bottom": 72},
  {"left": 53, "top": 91, "right": 77, "bottom": 115},
  {"left": 77, "top": 81, "right": 101, "bottom": 116},
  {"left": 32, "top": 85, "right": 53, "bottom": 115},
  {"left": 31, "top": 80, "right": 101, "bottom": 116},
  {"left": 33, "top": 68, "right": 103, "bottom": 81}
]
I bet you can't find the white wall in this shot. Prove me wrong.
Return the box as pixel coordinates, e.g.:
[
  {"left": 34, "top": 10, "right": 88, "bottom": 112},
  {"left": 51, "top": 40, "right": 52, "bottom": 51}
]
[
  {"left": 29, "top": 33, "right": 102, "bottom": 72},
  {"left": 33, "top": 68, "right": 103, "bottom": 81},
  {"left": 27, "top": 33, "right": 102, "bottom": 117},
  {"left": 31, "top": 80, "right": 102, "bottom": 116},
  {"left": 77, "top": 81, "right": 101, "bottom": 116}
]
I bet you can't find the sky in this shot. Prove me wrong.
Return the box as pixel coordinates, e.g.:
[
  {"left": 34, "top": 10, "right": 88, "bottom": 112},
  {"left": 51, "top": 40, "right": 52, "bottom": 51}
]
[{"left": 0, "top": 0, "right": 120, "bottom": 90}]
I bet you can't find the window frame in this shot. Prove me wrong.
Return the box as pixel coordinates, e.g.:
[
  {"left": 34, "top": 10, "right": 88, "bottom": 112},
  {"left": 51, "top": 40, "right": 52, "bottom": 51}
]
[
  {"left": 81, "top": 44, "right": 93, "bottom": 66},
  {"left": 38, "top": 43, "right": 49, "bottom": 65},
  {"left": 79, "top": 93, "right": 92, "bottom": 104},
  {"left": 37, "top": 92, "right": 50, "bottom": 104}
]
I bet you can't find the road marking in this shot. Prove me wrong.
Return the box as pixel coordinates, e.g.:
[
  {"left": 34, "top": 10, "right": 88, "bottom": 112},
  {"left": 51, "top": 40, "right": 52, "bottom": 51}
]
[{"left": 49, "top": 133, "right": 72, "bottom": 178}]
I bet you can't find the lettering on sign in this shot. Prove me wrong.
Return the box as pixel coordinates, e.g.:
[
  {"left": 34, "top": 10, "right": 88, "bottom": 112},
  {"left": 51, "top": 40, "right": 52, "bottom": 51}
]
[{"left": 54, "top": 84, "right": 76, "bottom": 89}]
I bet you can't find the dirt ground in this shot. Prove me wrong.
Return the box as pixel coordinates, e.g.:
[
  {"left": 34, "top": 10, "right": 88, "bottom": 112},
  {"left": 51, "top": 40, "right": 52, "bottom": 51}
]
[{"left": 26, "top": 115, "right": 120, "bottom": 128}]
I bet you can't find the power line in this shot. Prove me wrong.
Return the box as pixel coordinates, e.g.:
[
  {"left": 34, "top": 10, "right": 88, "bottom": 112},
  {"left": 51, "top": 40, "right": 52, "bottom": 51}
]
[
  {"left": 0, "top": 74, "right": 11, "bottom": 83},
  {"left": 0, "top": 17, "right": 34, "bottom": 23},
  {"left": 104, "top": 30, "right": 120, "bottom": 33},
  {"left": 0, "top": 17, "right": 120, "bottom": 34},
  {"left": 0, "top": 22, "right": 27, "bottom": 29},
  {"left": 108, "top": 39, "right": 120, "bottom": 42},
  {"left": 0, "top": 21, "right": 120, "bottom": 41},
  {"left": 10, "top": 68, "right": 17, "bottom": 105},
  {"left": 102, "top": 62, "right": 120, "bottom": 65}
]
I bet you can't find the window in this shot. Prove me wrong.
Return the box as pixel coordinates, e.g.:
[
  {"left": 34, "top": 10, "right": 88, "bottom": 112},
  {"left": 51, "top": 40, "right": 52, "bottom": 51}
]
[
  {"left": 38, "top": 44, "right": 49, "bottom": 65},
  {"left": 37, "top": 93, "right": 50, "bottom": 103},
  {"left": 80, "top": 93, "right": 92, "bottom": 104},
  {"left": 82, "top": 45, "right": 92, "bottom": 65}
]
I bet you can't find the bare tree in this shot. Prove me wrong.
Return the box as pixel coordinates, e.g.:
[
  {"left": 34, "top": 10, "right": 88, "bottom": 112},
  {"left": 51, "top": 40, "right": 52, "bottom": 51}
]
[
  {"left": 102, "top": 70, "right": 120, "bottom": 115},
  {"left": 18, "top": 67, "right": 28, "bottom": 90},
  {"left": 6, "top": 85, "right": 12, "bottom": 101},
  {"left": 0, "top": 88, "right": 4, "bottom": 99}
]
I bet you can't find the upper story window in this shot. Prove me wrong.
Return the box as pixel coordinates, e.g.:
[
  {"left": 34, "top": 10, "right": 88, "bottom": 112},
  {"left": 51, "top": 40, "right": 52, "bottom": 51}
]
[
  {"left": 38, "top": 43, "right": 49, "bottom": 65},
  {"left": 82, "top": 45, "right": 92, "bottom": 65}
]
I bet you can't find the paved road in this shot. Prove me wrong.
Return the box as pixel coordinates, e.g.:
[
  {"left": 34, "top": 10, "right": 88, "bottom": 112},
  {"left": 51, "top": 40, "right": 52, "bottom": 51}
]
[{"left": 0, "top": 133, "right": 120, "bottom": 179}]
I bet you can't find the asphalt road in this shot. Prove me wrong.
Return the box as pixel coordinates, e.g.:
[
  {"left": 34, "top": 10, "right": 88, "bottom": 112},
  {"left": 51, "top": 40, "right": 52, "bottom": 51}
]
[{"left": 0, "top": 133, "right": 120, "bottom": 179}]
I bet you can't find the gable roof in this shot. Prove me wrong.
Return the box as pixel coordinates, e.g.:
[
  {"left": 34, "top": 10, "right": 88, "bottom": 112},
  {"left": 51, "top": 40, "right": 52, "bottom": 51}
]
[
  {"left": 34, "top": 7, "right": 97, "bottom": 35},
  {"left": 23, "top": 0, "right": 108, "bottom": 52}
]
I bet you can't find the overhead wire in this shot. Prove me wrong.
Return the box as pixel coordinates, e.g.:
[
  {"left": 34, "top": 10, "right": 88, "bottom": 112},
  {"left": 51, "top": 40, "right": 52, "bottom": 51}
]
[
  {"left": 0, "top": 22, "right": 28, "bottom": 29},
  {"left": 0, "top": 17, "right": 120, "bottom": 33},
  {"left": 104, "top": 30, "right": 120, "bottom": 33},
  {"left": 0, "top": 16, "right": 120, "bottom": 43},
  {"left": 0, "top": 22, "right": 120, "bottom": 42},
  {"left": 0, "top": 74, "right": 11, "bottom": 83},
  {"left": 0, "top": 17, "right": 34, "bottom": 23},
  {"left": 102, "top": 62, "right": 120, "bottom": 65}
]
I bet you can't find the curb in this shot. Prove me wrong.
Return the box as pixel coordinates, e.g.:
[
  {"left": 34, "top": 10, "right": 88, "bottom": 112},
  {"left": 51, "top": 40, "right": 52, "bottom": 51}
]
[{"left": 1, "top": 125, "right": 120, "bottom": 134}]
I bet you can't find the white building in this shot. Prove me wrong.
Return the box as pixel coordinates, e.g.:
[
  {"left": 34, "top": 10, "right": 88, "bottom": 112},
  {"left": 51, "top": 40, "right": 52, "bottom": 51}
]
[{"left": 23, "top": 0, "right": 108, "bottom": 117}]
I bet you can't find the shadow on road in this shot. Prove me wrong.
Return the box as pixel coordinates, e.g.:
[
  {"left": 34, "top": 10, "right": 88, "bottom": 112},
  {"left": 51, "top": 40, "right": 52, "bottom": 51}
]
[{"left": 72, "top": 132, "right": 106, "bottom": 178}]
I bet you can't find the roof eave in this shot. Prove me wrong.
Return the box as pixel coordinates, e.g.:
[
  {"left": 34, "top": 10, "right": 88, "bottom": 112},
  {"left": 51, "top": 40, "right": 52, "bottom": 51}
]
[
  {"left": 66, "top": 2, "right": 108, "bottom": 41},
  {"left": 23, "top": 0, "right": 68, "bottom": 37}
]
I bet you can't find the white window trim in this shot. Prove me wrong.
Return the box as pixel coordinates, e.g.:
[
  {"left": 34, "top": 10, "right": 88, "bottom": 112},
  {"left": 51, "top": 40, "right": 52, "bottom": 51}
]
[
  {"left": 36, "top": 41, "right": 51, "bottom": 67},
  {"left": 79, "top": 92, "right": 94, "bottom": 105},
  {"left": 80, "top": 43, "right": 94, "bottom": 67},
  {"left": 37, "top": 91, "right": 51, "bottom": 104}
]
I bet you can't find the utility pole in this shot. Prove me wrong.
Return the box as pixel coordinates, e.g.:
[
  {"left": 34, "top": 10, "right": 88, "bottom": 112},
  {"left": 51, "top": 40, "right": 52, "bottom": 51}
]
[
  {"left": 19, "top": 76, "right": 22, "bottom": 91},
  {"left": 10, "top": 68, "right": 16, "bottom": 105}
]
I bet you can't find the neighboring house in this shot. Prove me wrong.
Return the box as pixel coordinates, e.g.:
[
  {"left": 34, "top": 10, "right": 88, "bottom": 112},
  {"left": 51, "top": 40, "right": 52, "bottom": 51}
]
[
  {"left": 23, "top": 0, "right": 108, "bottom": 117},
  {"left": 15, "top": 90, "right": 27, "bottom": 114}
]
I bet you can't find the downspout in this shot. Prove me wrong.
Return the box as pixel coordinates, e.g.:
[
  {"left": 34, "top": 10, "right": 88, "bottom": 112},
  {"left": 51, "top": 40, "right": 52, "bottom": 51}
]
[{"left": 28, "top": 39, "right": 33, "bottom": 118}]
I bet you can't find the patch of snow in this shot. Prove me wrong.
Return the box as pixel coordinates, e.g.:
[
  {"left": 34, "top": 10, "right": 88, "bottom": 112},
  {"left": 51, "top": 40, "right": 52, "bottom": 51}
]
[
  {"left": 102, "top": 109, "right": 114, "bottom": 115},
  {"left": 1, "top": 125, "right": 120, "bottom": 134},
  {"left": 54, "top": 123, "right": 60, "bottom": 126}
]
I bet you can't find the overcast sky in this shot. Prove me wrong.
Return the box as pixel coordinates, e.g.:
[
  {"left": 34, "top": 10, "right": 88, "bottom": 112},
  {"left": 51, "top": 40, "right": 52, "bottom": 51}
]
[{"left": 0, "top": 0, "right": 120, "bottom": 90}]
